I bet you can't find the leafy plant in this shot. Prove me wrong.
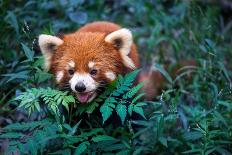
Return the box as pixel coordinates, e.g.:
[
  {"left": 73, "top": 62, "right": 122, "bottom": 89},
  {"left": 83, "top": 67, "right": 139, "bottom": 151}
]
[
  {"left": 0, "top": 70, "right": 146, "bottom": 154},
  {"left": 15, "top": 88, "right": 75, "bottom": 116},
  {"left": 100, "top": 70, "right": 146, "bottom": 124}
]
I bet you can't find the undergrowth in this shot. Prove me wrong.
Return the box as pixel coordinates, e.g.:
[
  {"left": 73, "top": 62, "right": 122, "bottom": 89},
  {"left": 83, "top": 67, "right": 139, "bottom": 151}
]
[{"left": 1, "top": 70, "right": 147, "bottom": 154}]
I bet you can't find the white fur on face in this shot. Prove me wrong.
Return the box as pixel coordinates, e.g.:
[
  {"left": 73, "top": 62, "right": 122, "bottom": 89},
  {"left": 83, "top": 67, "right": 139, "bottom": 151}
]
[
  {"left": 56, "top": 71, "right": 64, "bottom": 83},
  {"left": 105, "top": 71, "right": 116, "bottom": 81},
  {"left": 69, "top": 73, "right": 98, "bottom": 92},
  {"left": 68, "top": 60, "right": 75, "bottom": 68},
  {"left": 38, "top": 34, "right": 64, "bottom": 71},
  {"left": 88, "top": 61, "right": 95, "bottom": 68},
  {"left": 105, "top": 28, "right": 136, "bottom": 69}
]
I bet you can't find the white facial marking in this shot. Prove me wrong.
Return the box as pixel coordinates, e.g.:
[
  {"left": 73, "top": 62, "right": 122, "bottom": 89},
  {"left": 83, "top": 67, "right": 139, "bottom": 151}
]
[
  {"left": 88, "top": 61, "right": 95, "bottom": 68},
  {"left": 105, "top": 71, "right": 116, "bottom": 81},
  {"left": 68, "top": 60, "right": 75, "bottom": 68},
  {"left": 56, "top": 71, "right": 64, "bottom": 83},
  {"left": 69, "top": 73, "right": 98, "bottom": 92}
]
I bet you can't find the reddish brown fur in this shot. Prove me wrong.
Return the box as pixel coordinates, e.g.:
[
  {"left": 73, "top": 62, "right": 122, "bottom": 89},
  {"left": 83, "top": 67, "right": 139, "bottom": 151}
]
[
  {"left": 77, "top": 21, "right": 139, "bottom": 68},
  {"left": 50, "top": 21, "right": 139, "bottom": 86}
]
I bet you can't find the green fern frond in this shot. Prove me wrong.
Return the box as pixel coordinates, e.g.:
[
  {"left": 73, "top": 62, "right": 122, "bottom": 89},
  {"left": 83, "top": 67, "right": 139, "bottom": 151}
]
[
  {"left": 100, "top": 69, "right": 146, "bottom": 124},
  {"left": 15, "top": 88, "right": 75, "bottom": 116}
]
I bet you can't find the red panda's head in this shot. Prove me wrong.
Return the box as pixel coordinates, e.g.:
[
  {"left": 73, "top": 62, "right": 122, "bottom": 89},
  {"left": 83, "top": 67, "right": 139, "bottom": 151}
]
[{"left": 38, "top": 29, "right": 136, "bottom": 103}]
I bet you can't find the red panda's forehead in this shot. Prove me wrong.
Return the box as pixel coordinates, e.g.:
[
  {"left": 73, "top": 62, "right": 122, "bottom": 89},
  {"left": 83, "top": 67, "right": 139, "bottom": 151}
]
[{"left": 56, "top": 32, "right": 122, "bottom": 73}]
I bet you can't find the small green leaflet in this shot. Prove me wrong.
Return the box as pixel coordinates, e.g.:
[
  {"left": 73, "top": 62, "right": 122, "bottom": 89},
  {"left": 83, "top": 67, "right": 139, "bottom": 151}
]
[
  {"left": 116, "top": 104, "right": 127, "bottom": 124},
  {"left": 5, "top": 11, "right": 19, "bottom": 35},
  {"left": 123, "top": 82, "right": 145, "bottom": 99},
  {"left": 133, "top": 104, "right": 146, "bottom": 119},
  {"left": 100, "top": 98, "right": 116, "bottom": 124},
  {"left": 16, "top": 88, "right": 76, "bottom": 117},
  {"left": 74, "top": 141, "right": 90, "bottom": 155},
  {"left": 0, "top": 132, "right": 25, "bottom": 139},
  {"left": 91, "top": 135, "right": 116, "bottom": 142},
  {"left": 21, "top": 43, "right": 34, "bottom": 61}
]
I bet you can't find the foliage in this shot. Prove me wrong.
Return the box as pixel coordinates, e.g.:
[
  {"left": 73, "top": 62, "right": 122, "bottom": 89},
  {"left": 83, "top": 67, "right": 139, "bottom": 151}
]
[
  {"left": 0, "top": 0, "right": 232, "bottom": 154},
  {"left": 100, "top": 70, "right": 146, "bottom": 124},
  {"left": 0, "top": 70, "right": 145, "bottom": 154},
  {"left": 15, "top": 88, "right": 75, "bottom": 116}
]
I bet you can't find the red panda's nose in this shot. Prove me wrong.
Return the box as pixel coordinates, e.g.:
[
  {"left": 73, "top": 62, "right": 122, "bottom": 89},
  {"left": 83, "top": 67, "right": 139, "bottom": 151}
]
[{"left": 75, "top": 82, "right": 86, "bottom": 92}]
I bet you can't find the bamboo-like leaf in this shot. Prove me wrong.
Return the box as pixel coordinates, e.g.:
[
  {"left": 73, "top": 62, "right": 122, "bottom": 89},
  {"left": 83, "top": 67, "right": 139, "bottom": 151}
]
[
  {"left": 21, "top": 43, "right": 34, "bottom": 61},
  {"left": 74, "top": 141, "right": 90, "bottom": 155},
  {"left": 92, "top": 135, "right": 116, "bottom": 142}
]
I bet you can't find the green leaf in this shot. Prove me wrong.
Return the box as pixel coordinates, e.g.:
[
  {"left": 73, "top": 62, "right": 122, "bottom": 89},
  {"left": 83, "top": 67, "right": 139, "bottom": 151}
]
[
  {"left": 128, "top": 104, "right": 133, "bottom": 116},
  {"left": 116, "top": 150, "right": 130, "bottom": 155},
  {"left": 28, "top": 139, "right": 37, "bottom": 155},
  {"left": 158, "top": 137, "right": 168, "bottom": 147},
  {"left": 0, "top": 132, "right": 24, "bottom": 138},
  {"left": 182, "top": 149, "right": 201, "bottom": 154},
  {"left": 135, "top": 102, "right": 147, "bottom": 107},
  {"left": 21, "top": 43, "right": 34, "bottom": 61},
  {"left": 133, "top": 106, "right": 146, "bottom": 119},
  {"left": 34, "top": 101, "right": 41, "bottom": 112},
  {"left": 65, "top": 95, "right": 76, "bottom": 103},
  {"left": 86, "top": 102, "right": 99, "bottom": 114},
  {"left": 123, "top": 69, "right": 140, "bottom": 86},
  {"left": 62, "top": 100, "right": 69, "bottom": 112},
  {"left": 124, "top": 82, "right": 145, "bottom": 99},
  {"left": 69, "top": 120, "right": 82, "bottom": 136},
  {"left": 92, "top": 135, "right": 116, "bottom": 142},
  {"left": 132, "top": 93, "right": 145, "bottom": 104},
  {"left": 116, "top": 104, "right": 127, "bottom": 124},
  {"left": 217, "top": 100, "right": 232, "bottom": 111},
  {"left": 5, "top": 11, "right": 19, "bottom": 35},
  {"left": 183, "top": 131, "right": 203, "bottom": 141},
  {"left": 74, "top": 141, "right": 90, "bottom": 155},
  {"left": 100, "top": 103, "right": 114, "bottom": 124},
  {"left": 100, "top": 97, "right": 116, "bottom": 124}
]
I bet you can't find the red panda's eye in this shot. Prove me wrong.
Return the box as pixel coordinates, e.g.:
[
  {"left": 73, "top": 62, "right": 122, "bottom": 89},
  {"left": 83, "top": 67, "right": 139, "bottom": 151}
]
[
  {"left": 68, "top": 69, "right": 75, "bottom": 75},
  {"left": 90, "top": 69, "right": 97, "bottom": 76}
]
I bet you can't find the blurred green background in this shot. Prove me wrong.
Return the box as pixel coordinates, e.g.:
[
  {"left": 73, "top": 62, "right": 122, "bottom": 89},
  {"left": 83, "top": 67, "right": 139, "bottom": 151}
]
[{"left": 0, "top": 0, "right": 232, "bottom": 154}]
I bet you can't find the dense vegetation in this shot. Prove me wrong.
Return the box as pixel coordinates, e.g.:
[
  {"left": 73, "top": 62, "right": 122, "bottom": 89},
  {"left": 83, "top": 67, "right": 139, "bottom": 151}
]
[{"left": 0, "top": 0, "right": 232, "bottom": 154}]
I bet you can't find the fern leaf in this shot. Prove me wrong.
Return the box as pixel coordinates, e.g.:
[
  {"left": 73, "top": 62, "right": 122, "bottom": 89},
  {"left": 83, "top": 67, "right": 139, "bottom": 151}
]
[
  {"left": 123, "top": 69, "right": 140, "bottom": 87},
  {"left": 116, "top": 104, "right": 127, "bottom": 124},
  {"left": 62, "top": 100, "right": 69, "bottom": 112},
  {"left": 133, "top": 105, "right": 146, "bottom": 119},
  {"left": 34, "top": 101, "right": 41, "bottom": 112},
  {"left": 64, "top": 95, "right": 75, "bottom": 103},
  {"left": 123, "top": 82, "right": 144, "bottom": 99},
  {"left": 86, "top": 102, "right": 99, "bottom": 114},
  {"left": 132, "top": 93, "right": 145, "bottom": 104},
  {"left": 100, "top": 97, "right": 116, "bottom": 124}
]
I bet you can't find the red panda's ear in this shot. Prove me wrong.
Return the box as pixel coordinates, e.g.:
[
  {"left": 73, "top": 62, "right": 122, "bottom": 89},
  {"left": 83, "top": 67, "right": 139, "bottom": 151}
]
[
  {"left": 105, "top": 28, "right": 136, "bottom": 70},
  {"left": 38, "top": 34, "right": 64, "bottom": 71}
]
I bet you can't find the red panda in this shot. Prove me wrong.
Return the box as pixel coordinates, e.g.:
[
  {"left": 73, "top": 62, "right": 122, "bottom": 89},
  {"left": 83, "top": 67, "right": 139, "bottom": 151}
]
[{"left": 38, "top": 21, "right": 139, "bottom": 103}]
